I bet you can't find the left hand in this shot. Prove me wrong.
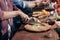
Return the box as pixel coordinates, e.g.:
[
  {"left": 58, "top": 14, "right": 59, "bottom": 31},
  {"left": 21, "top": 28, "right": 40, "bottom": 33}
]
[
  {"left": 35, "top": 0, "right": 42, "bottom": 7},
  {"left": 28, "top": 2, "right": 36, "bottom": 8}
]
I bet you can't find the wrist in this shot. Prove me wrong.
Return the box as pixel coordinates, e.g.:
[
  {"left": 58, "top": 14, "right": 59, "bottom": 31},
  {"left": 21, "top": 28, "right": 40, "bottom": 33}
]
[
  {"left": 18, "top": 11, "right": 26, "bottom": 17},
  {"left": 15, "top": 11, "right": 19, "bottom": 15},
  {"left": 18, "top": 11, "right": 23, "bottom": 16}
]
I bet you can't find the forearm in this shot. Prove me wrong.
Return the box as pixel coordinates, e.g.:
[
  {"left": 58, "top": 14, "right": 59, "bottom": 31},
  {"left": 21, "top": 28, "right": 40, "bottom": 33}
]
[
  {"left": 2, "top": 11, "right": 19, "bottom": 20},
  {"left": 12, "top": 0, "right": 36, "bottom": 8}
]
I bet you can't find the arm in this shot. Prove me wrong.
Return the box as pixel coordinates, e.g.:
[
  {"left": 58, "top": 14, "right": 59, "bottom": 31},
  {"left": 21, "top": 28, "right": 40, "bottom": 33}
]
[
  {"left": 12, "top": 0, "right": 49, "bottom": 8},
  {"left": 3, "top": 10, "right": 29, "bottom": 21},
  {"left": 0, "top": 8, "right": 3, "bottom": 21},
  {"left": 0, "top": 7, "right": 19, "bottom": 20},
  {"left": 12, "top": 0, "right": 36, "bottom": 8},
  {"left": 23, "top": 1, "right": 36, "bottom": 8},
  {"left": 3, "top": 11, "right": 19, "bottom": 20},
  {"left": 1, "top": 10, "right": 29, "bottom": 22}
]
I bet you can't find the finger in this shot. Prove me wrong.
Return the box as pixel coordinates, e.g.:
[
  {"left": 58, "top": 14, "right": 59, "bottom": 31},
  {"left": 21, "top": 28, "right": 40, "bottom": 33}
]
[
  {"left": 24, "top": 18, "right": 27, "bottom": 22},
  {"left": 25, "top": 17, "right": 29, "bottom": 22},
  {"left": 34, "top": 18, "right": 38, "bottom": 22}
]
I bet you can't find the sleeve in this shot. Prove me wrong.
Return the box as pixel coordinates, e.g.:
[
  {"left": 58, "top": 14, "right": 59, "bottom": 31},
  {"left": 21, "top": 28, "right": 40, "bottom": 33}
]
[
  {"left": 12, "top": 0, "right": 32, "bottom": 16},
  {"left": 0, "top": 8, "right": 3, "bottom": 21},
  {"left": 12, "top": 0, "right": 29, "bottom": 9},
  {"left": 0, "top": 0, "right": 4, "bottom": 21}
]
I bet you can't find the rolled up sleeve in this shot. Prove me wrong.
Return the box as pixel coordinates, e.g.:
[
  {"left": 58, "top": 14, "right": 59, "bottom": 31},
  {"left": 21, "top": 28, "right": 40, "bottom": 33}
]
[{"left": 12, "top": 0, "right": 28, "bottom": 9}]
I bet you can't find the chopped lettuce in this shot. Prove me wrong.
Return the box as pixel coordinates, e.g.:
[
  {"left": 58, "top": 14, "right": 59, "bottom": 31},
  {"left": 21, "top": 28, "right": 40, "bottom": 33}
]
[{"left": 33, "top": 24, "right": 40, "bottom": 28}]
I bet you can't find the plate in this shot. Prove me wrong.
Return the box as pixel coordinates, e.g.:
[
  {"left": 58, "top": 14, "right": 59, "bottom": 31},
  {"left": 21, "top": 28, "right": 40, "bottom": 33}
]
[{"left": 24, "top": 23, "right": 51, "bottom": 32}]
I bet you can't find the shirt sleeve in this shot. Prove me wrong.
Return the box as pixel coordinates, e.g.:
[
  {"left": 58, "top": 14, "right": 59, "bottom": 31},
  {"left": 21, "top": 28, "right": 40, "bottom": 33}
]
[
  {"left": 0, "top": 8, "right": 3, "bottom": 21},
  {"left": 12, "top": 0, "right": 28, "bottom": 9}
]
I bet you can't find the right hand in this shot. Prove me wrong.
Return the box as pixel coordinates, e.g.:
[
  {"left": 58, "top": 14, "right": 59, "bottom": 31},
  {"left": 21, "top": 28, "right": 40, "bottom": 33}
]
[
  {"left": 18, "top": 11, "right": 30, "bottom": 22},
  {"left": 21, "top": 14, "right": 30, "bottom": 22}
]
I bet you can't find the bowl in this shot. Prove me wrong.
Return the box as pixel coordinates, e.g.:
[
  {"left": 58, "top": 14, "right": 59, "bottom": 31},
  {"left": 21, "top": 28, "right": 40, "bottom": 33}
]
[{"left": 24, "top": 23, "right": 51, "bottom": 32}]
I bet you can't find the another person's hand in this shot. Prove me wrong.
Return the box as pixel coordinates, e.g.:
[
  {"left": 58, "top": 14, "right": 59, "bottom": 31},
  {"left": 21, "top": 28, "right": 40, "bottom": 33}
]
[
  {"left": 42, "top": 0, "right": 50, "bottom": 5},
  {"left": 28, "top": 17, "right": 40, "bottom": 24},
  {"left": 35, "top": 0, "right": 42, "bottom": 7},
  {"left": 28, "top": 2, "right": 36, "bottom": 8},
  {"left": 31, "top": 17, "right": 40, "bottom": 23},
  {"left": 57, "top": 7, "right": 60, "bottom": 13}
]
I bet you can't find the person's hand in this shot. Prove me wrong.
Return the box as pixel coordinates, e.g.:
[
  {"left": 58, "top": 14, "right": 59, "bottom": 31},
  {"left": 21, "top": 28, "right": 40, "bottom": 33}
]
[
  {"left": 32, "top": 17, "right": 40, "bottom": 23},
  {"left": 21, "top": 14, "right": 30, "bottom": 22},
  {"left": 18, "top": 11, "right": 30, "bottom": 22},
  {"left": 41, "top": 0, "right": 50, "bottom": 5},
  {"left": 28, "top": 17, "right": 40, "bottom": 24},
  {"left": 28, "top": 2, "right": 36, "bottom": 8},
  {"left": 35, "top": 0, "right": 42, "bottom": 7}
]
